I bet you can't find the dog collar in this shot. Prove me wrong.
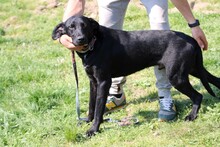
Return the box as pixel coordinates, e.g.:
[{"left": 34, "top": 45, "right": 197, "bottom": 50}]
[{"left": 77, "top": 36, "right": 96, "bottom": 53}]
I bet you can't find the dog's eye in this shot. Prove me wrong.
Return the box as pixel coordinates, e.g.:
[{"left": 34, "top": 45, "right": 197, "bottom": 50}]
[
  {"left": 81, "top": 23, "right": 87, "bottom": 28},
  {"left": 71, "top": 24, "right": 75, "bottom": 28}
]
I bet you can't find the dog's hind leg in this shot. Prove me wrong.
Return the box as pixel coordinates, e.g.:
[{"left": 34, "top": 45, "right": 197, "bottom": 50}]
[{"left": 167, "top": 67, "right": 203, "bottom": 121}]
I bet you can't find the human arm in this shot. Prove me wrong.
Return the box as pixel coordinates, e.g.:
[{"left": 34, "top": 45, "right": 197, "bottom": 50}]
[
  {"left": 171, "top": 0, "right": 208, "bottom": 50},
  {"left": 63, "top": 0, "right": 85, "bottom": 22},
  {"left": 59, "top": 0, "right": 85, "bottom": 50}
]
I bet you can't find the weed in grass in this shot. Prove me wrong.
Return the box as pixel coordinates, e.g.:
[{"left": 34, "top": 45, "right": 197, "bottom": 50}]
[{"left": 64, "top": 125, "right": 87, "bottom": 143}]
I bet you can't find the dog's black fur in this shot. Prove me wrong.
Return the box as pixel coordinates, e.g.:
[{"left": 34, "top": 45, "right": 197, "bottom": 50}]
[{"left": 52, "top": 16, "right": 220, "bottom": 136}]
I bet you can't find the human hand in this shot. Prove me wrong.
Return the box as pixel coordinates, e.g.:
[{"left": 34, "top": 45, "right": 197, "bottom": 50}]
[
  {"left": 191, "top": 26, "right": 208, "bottom": 51},
  {"left": 59, "top": 34, "right": 85, "bottom": 52}
]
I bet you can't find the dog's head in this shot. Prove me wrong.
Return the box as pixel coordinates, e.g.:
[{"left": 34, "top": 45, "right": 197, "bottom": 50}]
[{"left": 52, "top": 16, "right": 99, "bottom": 48}]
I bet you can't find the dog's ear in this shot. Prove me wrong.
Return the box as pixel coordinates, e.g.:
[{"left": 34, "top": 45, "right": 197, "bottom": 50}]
[
  {"left": 52, "top": 22, "right": 66, "bottom": 40},
  {"left": 89, "top": 18, "right": 99, "bottom": 35}
]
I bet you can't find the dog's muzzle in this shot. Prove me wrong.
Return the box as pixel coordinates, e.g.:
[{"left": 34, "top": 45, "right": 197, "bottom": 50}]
[{"left": 76, "top": 36, "right": 96, "bottom": 53}]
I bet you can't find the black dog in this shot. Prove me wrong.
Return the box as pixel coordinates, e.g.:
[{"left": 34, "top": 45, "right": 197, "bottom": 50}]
[{"left": 52, "top": 16, "right": 220, "bottom": 136}]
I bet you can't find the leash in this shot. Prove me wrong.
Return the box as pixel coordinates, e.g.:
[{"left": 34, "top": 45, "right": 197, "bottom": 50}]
[
  {"left": 71, "top": 51, "right": 139, "bottom": 126},
  {"left": 71, "top": 51, "right": 88, "bottom": 124}
]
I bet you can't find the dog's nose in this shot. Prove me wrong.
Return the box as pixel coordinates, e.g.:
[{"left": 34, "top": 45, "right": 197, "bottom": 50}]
[{"left": 77, "top": 36, "right": 86, "bottom": 43}]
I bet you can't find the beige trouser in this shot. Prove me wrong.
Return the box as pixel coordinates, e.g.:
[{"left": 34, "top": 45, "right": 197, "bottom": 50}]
[{"left": 97, "top": 0, "right": 172, "bottom": 98}]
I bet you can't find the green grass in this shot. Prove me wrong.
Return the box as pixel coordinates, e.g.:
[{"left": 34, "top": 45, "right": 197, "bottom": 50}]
[{"left": 1, "top": 0, "right": 220, "bottom": 146}]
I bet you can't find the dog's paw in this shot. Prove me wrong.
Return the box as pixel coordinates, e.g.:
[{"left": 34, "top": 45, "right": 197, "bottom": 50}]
[
  {"left": 185, "top": 114, "right": 197, "bottom": 121},
  {"left": 86, "top": 128, "right": 98, "bottom": 137},
  {"left": 86, "top": 119, "right": 93, "bottom": 123},
  {"left": 87, "top": 116, "right": 94, "bottom": 123}
]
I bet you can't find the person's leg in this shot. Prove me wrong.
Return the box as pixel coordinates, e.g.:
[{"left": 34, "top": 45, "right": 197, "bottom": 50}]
[
  {"left": 97, "top": 0, "right": 129, "bottom": 30},
  {"left": 141, "top": 0, "right": 176, "bottom": 121},
  {"left": 97, "top": 0, "right": 129, "bottom": 112}
]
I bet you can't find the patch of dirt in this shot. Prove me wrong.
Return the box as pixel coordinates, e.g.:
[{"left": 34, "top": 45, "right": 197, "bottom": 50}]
[
  {"left": 170, "top": 0, "right": 220, "bottom": 14},
  {"left": 3, "top": 16, "right": 18, "bottom": 28},
  {"left": 34, "top": 0, "right": 98, "bottom": 18},
  {"left": 193, "top": 1, "right": 220, "bottom": 14},
  {"left": 34, "top": 0, "right": 61, "bottom": 14}
]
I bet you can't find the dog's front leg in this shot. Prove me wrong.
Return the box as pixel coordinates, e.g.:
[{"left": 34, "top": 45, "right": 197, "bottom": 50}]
[
  {"left": 87, "top": 79, "right": 97, "bottom": 122},
  {"left": 86, "top": 78, "right": 111, "bottom": 137}
]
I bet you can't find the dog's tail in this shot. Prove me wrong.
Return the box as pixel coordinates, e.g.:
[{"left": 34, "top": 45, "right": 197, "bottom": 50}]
[
  {"left": 196, "top": 47, "right": 216, "bottom": 97},
  {"left": 205, "top": 69, "right": 220, "bottom": 90}
]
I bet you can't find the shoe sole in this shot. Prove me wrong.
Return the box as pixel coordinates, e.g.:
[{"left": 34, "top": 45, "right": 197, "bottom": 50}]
[
  {"left": 158, "top": 116, "right": 176, "bottom": 122},
  {"left": 104, "top": 104, "right": 128, "bottom": 115}
]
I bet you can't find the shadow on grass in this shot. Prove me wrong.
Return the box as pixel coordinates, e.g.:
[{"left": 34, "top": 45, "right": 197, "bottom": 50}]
[
  {"left": 128, "top": 92, "right": 158, "bottom": 105},
  {"left": 72, "top": 91, "right": 220, "bottom": 143},
  {"left": 127, "top": 88, "right": 220, "bottom": 121}
]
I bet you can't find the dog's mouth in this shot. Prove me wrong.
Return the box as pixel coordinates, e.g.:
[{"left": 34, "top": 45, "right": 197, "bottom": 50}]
[
  {"left": 72, "top": 40, "right": 88, "bottom": 47},
  {"left": 71, "top": 36, "right": 96, "bottom": 53},
  {"left": 71, "top": 42, "right": 90, "bottom": 53},
  {"left": 72, "top": 39, "right": 88, "bottom": 47},
  {"left": 82, "top": 44, "right": 89, "bottom": 48},
  {"left": 73, "top": 43, "right": 89, "bottom": 48}
]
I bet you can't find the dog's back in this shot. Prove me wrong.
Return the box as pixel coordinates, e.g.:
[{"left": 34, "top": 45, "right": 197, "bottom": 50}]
[{"left": 97, "top": 27, "right": 197, "bottom": 77}]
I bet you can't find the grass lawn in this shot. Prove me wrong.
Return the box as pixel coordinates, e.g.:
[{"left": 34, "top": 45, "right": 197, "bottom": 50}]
[{"left": 0, "top": 0, "right": 220, "bottom": 146}]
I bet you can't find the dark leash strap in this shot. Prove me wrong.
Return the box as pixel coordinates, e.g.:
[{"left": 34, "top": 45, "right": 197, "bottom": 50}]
[{"left": 71, "top": 51, "right": 87, "bottom": 124}]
